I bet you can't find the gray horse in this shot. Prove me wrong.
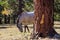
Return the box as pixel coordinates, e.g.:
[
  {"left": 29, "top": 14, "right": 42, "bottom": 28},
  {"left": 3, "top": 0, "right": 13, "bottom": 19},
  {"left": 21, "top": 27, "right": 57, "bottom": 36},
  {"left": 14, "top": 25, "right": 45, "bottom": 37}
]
[{"left": 17, "top": 12, "right": 34, "bottom": 32}]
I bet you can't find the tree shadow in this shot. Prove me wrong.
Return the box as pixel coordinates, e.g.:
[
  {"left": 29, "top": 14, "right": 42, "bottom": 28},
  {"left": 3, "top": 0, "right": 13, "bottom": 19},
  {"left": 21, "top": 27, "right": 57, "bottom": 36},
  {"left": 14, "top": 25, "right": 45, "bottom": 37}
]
[
  {"left": 52, "top": 34, "right": 60, "bottom": 39},
  {"left": 0, "top": 27, "right": 9, "bottom": 29},
  {"left": 55, "top": 27, "right": 60, "bottom": 29}
]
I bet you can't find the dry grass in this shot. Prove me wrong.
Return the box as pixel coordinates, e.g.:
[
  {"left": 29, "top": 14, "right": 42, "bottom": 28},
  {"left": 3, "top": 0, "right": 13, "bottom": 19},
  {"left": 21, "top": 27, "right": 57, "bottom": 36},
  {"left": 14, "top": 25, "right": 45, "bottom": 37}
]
[
  {"left": 0, "top": 21, "right": 60, "bottom": 40},
  {"left": 0, "top": 24, "right": 32, "bottom": 40}
]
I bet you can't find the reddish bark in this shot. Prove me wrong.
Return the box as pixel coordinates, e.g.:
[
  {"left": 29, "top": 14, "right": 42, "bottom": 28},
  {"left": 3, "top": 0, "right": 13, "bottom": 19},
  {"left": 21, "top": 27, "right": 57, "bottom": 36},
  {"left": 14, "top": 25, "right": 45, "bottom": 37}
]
[{"left": 33, "top": 0, "right": 57, "bottom": 37}]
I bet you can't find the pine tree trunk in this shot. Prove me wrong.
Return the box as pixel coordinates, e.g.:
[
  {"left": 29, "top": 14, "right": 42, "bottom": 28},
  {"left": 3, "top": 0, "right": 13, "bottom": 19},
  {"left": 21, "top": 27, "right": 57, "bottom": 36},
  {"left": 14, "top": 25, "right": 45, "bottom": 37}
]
[
  {"left": 33, "top": 0, "right": 57, "bottom": 38},
  {"left": 18, "top": 0, "right": 23, "bottom": 15}
]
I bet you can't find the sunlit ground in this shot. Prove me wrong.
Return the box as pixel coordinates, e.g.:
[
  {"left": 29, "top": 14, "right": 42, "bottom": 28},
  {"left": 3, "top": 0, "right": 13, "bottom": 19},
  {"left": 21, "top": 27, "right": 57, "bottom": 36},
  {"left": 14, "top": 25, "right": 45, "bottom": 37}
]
[
  {"left": 0, "top": 24, "right": 32, "bottom": 40},
  {"left": 0, "top": 21, "right": 60, "bottom": 40}
]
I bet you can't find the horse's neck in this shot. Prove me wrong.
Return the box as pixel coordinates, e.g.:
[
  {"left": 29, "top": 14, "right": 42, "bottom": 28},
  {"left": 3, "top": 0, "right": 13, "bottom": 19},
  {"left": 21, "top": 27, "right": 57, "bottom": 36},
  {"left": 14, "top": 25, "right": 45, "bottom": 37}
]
[{"left": 18, "top": 12, "right": 25, "bottom": 19}]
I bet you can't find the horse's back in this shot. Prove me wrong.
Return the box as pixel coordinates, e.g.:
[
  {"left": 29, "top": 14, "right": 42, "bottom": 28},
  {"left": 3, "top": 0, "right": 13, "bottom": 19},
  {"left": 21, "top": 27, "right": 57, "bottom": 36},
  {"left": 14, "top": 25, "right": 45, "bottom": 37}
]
[{"left": 18, "top": 12, "right": 34, "bottom": 25}]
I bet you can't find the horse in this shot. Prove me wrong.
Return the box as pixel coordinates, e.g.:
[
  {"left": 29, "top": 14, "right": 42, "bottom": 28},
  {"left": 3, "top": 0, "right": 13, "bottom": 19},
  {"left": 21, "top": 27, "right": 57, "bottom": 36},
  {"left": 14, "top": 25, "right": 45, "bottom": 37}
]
[
  {"left": 17, "top": 12, "right": 34, "bottom": 25},
  {"left": 17, "top": 12, "right": 34, "bottom": 32}
]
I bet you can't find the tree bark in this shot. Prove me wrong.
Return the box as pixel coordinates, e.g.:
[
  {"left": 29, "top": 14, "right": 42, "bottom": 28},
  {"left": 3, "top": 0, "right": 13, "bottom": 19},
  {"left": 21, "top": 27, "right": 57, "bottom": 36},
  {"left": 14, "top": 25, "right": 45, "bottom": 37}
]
[
  {"left": 18, "top": 0, "right": 24, "bottom": 15},
  {"left": 33, "top": 0, "right": 57, "bottom": 38}
]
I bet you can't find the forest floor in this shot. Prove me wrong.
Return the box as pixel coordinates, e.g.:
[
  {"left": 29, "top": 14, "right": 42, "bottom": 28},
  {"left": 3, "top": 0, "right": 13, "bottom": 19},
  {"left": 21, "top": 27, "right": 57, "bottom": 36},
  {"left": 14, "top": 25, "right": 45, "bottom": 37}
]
[{"left": 0, "top": 21, "right": 60, "bottom": 40}]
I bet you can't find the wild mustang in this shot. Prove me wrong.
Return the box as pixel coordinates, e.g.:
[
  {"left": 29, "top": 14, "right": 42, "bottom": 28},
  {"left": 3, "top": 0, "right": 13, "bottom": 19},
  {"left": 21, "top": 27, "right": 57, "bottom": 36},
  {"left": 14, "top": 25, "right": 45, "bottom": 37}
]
[
  {"left": 17, "top": 12, "right": 34, "bottom": 32},
  {"left": 17, "top": 12, "right": 34, "bottom": 25}
]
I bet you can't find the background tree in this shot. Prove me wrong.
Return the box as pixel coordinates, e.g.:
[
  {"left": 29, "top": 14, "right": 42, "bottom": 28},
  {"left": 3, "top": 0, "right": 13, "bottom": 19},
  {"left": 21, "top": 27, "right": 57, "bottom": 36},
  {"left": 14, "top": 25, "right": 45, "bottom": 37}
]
[
  {"left": 0, "top": 0, "right": 10, "bottom": 24},
  {"left": 54, "top": 0, "right": 60, "bottom": 21},
  {"left": 23, "top": 0, "right": 34, "bottom": 11},
  {"left": 0, "top": 5, "right": 4, "bottom": 24},
  {"left": 8, "top": 0, "right": 24, "bottom": 23}
]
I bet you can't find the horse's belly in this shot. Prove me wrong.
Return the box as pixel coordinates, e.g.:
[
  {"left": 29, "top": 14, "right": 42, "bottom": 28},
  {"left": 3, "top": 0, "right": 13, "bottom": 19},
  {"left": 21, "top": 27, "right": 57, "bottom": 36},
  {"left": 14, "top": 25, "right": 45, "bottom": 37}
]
[{"left": 20, "top": 16, "right": 34, "bottom": 25}]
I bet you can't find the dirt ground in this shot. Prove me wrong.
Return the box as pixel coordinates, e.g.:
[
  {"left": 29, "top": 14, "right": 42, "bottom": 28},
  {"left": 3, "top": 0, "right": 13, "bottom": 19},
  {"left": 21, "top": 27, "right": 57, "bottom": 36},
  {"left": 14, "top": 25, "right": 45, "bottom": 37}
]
[
  {"left": 0, "top": 21, "right": 60, "bottom": 40},
  {"left": 0, "top": 24, "right": 32, "bottom": 40}
]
